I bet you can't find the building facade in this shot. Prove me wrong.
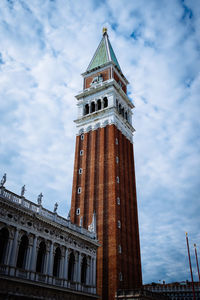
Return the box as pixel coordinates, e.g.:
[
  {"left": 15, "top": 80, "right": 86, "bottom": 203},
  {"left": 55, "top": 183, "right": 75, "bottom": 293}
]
[
  {"left": 115, "top": 288, "right": 170, "bottom": 300},
  {"left": 0, "top": 185, "right": 99, "bottom": 300},
  {"left": 144, "top": 282, "right": 200, "bottom": 300},
  {"left": 70, "top": 28, "right": 142, "bottom": 300}
]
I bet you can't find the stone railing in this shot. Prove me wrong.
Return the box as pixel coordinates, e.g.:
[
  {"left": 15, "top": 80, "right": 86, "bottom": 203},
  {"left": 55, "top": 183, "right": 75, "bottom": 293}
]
[
  {"left": 0, "top": 187, "right": 96, "bottom": 239},
  {"left": 115, "top": 288, "right": 169, "bottom": 299},
  {"left": 0, "top": 264, "right": 96, "bottom": 295},
  {"left": 145, "top": 284, "right": 200, "bottom": 292}
]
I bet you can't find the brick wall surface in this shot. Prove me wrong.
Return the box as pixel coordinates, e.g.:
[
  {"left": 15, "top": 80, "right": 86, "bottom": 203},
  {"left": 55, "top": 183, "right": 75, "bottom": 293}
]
[
  {"left": 70, "top": 124, "right": 142, "bottom": 300},
  {"left": 113, "top": 71, "right": 127, "bottom": 94},
  {"left": 84, "top": 68, "right": 111, "bottom": 89}
]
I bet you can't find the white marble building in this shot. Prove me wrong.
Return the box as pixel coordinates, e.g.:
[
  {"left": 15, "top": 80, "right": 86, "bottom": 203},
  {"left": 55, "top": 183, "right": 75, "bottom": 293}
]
[{"left": 0, "top": 183, "right": 99, "bottom": 300}]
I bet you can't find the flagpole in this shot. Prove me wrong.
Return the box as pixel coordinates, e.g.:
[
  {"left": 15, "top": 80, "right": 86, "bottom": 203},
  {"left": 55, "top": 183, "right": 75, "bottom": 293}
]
[
  {"left": 194, "top": 244, "right": 200, "bottom": 283},
  {"left": 185, "top": 232, "right": 196, "bottom": 300}
]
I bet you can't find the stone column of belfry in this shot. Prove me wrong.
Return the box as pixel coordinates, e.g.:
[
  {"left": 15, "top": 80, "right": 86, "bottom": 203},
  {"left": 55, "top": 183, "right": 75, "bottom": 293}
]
[{"left": 70, "top": 28, "right": 142, "bottom": 300}]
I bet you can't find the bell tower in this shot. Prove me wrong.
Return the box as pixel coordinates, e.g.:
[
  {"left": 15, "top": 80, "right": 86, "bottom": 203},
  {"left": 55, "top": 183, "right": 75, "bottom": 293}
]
[{"left": 70, "top": 28, "right": 142, "bottom": 300}]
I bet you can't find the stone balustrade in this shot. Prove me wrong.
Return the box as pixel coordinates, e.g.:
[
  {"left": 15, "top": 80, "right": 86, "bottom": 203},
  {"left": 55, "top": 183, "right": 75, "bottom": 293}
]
[{"left": 0, "top": 265, "right": 96, "bottom": 294}]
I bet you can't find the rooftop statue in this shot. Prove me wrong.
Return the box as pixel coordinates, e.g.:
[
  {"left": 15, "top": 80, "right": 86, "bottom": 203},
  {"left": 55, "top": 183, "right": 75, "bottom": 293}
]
[
  {"left": 0, "top": 173, "right": 6, "bottom": 187},
  {"left": 37, "top": 192, "right": 43, "bottom": 205},
  {"left": 54, "top": 202, "right": 58, "bottom": 213},
  {"left": 21, "top": 185, "right": 26, "bottom": 197}
]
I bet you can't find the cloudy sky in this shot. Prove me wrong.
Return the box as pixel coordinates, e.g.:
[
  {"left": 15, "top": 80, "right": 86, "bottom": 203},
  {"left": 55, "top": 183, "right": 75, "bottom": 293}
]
[{"left": 0, "top": 0, "right": 200, "bottom": 284}]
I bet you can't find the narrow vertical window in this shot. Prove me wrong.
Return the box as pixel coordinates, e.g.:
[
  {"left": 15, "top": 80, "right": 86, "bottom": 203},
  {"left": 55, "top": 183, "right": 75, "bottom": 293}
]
[
  {"left": 79, "top": 168, "right": 83, "bottom": 174},
  {"left": 81, "top": 134, "right": 84, "bottom": 140},
  {"left": 116, "top": 157, "right": 119, "bottom": 164},
  {"left": 116, "top": 138, "right": 118, "bottom": 145},
  {"left": 119, "top": 272, "right": 123, "bottom": 281},
  {"left": 117, "top": 220, "right": 121, "bottom": 229},
  {"left": 76, "top": 208, "right": 80, "bottom": 215},
  {"left": 117, "top": 197, "right": 120, "bottom": 205},
  {"left": 77, "top": 187, "right": 82, "bottom": 194},
  {"left": 118, "top": 245, "right": 122, "bottom": 254},
  {"left": 116, "top": 176, "right": 119, "bottom": 183},
  {"left": 80, "top": 150, "right": 84, "bottom": 156}
]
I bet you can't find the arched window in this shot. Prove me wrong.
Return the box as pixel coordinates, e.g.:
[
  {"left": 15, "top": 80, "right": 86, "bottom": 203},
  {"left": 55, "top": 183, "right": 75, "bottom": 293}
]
[
  {"left": 117, "top": 220, "right": 121, "bottom": 229},
  {"left": 0, "top": 227, "right": 9, "bottom": 264},
  {"left": 16, "top": 235, "right": 29, "bottom": 269},
  {"left": 97, "top": 99, "right": 101, "bottom": 110},
  {"left": 121, "top": 107, "right": 124, "bottom": 118},
  {"left": 116, "top": 99, "right": 119, "bottom": 110},
  {"left": 125, "top": 111, "right": 128, "bottom": 120},
  {"left": 119, "top": 272, "right": 123, "bottom": 281},
  {"left": 68, "top": 252, "right": 75, "bottom": 281},
  {"left": 119, "top": 104, "right": 122, "bottom": 114},
  {"left": 36, "top": 241, "right": 46, "bottom": 273},
  {"left": 53, "top": 247, "right": 61, "bottom": 277},
  {"left": 91, "top": 101, "right": 95, "bottom": 113},
  {"left": 84, "top": 104, "right": 89, "bottom": 115},
  {"left": 103, "top": 97, "right": 108, "bottom": 108},
  {"left": 81, "top": 256, "right": 87, "bottom": 284}
]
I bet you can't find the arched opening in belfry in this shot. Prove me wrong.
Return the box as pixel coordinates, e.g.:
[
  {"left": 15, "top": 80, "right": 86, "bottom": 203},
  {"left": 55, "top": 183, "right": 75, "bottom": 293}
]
[
  {"left": 68, "top": 252, "right": 75, "bottom": 281},
  {"left": 97, "top": 99, "right": 101, "bottom": 110},
  {"left": 0, "top": 227, "right": 9, "bottom": 264},
  {"left": 103, "top": 97, "right": 108, "bottom": 108},
  {"left": 125, "top": 111, "right": 128, "bottom": 121},
  {"left": 121, "top": 107, "right": 124, "bottom": 118},
  {"left": 81, "top": 256, "right": 87, "bottom": 284},
  {"left": 91, "top": 101, "right": 95, "bottom": 113},
  {"left": 16, "top": 235, "right": 29, "bottom": 269},
  {"left": 119, "top": 103, "right": 122, "bottom": 114},
  {"left": 53, "top": 247, "right": 61, "bottom": 277},
  {"left": 116, "top": 99, "right": 119, "bottom": 110},
  {"left": 36, "top": 241, "right": 46, "bottom": 273},
  {"left": 84, "top": 104, "right": 89, "bottom": 115}
]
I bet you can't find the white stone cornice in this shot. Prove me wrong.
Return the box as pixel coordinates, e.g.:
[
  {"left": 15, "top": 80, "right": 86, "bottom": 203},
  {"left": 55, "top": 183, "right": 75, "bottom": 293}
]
[{"left": 75, "top": 107, "right": 134, "bottom": 143}]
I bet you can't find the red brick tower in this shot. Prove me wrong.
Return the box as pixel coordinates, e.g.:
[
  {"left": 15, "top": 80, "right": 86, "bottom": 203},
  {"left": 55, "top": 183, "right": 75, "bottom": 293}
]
[{"left": 70, "top": 28, "right": 142, "bottom": 300}]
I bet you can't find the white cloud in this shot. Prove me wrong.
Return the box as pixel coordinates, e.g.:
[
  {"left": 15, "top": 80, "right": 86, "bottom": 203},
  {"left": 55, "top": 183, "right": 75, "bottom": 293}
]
[{"left": 0, "top": 0, "right": 199, "bottom": 284}]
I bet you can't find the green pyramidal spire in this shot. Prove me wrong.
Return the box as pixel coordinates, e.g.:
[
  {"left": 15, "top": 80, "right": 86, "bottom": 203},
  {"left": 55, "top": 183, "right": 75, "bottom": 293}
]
[{"left": 87, "top": 28, "right": 121, "bottom": 72}]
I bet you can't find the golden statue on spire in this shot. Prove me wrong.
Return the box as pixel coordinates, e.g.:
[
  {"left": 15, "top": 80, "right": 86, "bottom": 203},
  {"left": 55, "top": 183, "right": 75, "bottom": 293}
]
[{"left": 102, "top": 27, "right": 107, "bottom": 35}]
